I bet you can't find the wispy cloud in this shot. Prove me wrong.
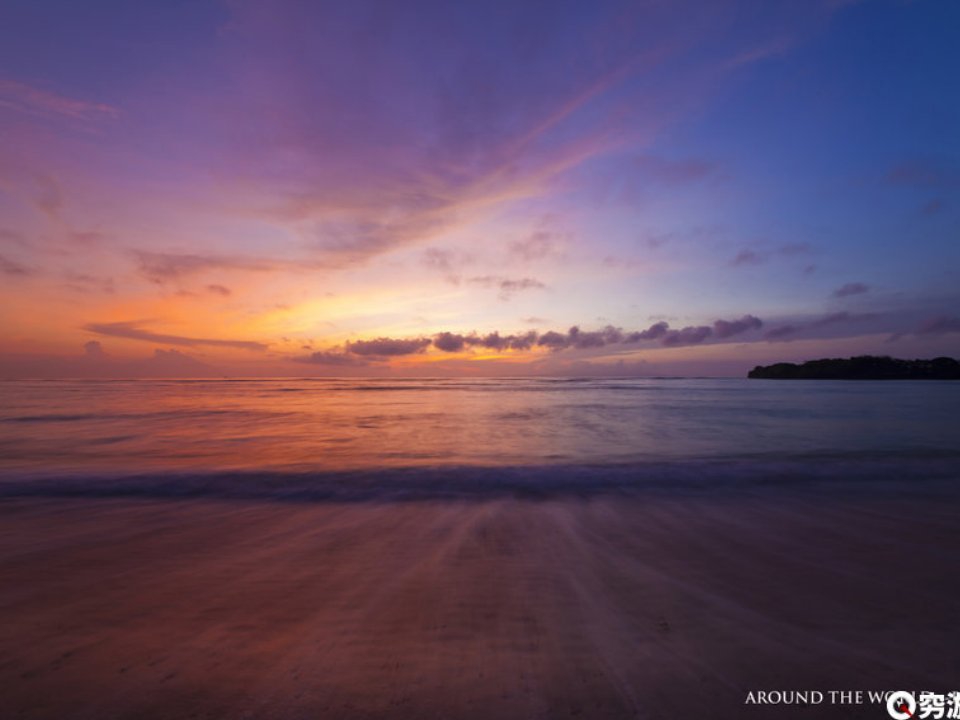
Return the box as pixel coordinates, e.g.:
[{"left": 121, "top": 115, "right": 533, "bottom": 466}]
[
  {"left": 420, "top": 247, "right": 474, "bottom": 284},
  {"left": 0, "top": 79, "right": 118, "bottom": 122},
  {"left": 84, "top": 321, "right": 268, "bottom": 351},
  {"left": 722, "top": 36, "right": 794, "bottom": 71},
  {"left": 765, "top": 311, "right": 877, "bottom": 342},
  {"left": 203, "top": 0, "right": 806, "bottom": 273},
  {"left": 63, "top": 271, "right": 114, "bottom": 294},
  {"left": 731, "top": 249, "right": 765, "bottom": 266},
  {"left": 134, "top": 251, "right": 284, "bottom": 284},
  {"left": 33, "top": 175, "right": 64, "bottom": 221},
  {"left": 886, "top": 159, "right": 960, "bottom": 188},
  {"left": 509, "top": 230, "right": 566, "bottom": 262},
  {"left": 916, "top": 316, "right": 960, "bottom": 336},
  {"left": 731, "top": 244, "right": 813, "bottom": 268},
  {"left": 467, "top": 276, "right": 546, "bottom": 300},
  {"left": 779, "top": 243, "right": 812, "bottom": 257},
  {"left": 813, "top": 311, "right": 858, "bottom": 327},
  {"left": 765, "top": 325, "right": 799, "bottom": 340},
  {"left": 0, "top": 253, "right": 33, "bottom": 276},
  {"left": 633, "top": 155, "right": 718, "bottom": 184},
  {"left": 832, "top": 282, "right": 869, "bottom": 298}
]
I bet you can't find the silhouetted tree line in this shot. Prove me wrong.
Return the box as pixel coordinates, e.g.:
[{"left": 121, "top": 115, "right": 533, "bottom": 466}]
[{"left": 748, "top": 355, "right": 960, "bottom": 380}]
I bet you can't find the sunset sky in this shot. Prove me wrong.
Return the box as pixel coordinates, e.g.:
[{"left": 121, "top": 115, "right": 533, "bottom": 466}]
[{"left": 1, "top": 0, "right": 958, "bottom": 377}]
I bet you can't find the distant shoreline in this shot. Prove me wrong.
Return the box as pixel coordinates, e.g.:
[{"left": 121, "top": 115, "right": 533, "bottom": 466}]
[{"left": 748, "top": 355, "right": 960, "bottom": 380}]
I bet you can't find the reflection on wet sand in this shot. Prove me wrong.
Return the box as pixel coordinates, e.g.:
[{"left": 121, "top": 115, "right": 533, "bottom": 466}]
[{"left": 2, "top": 484, "right": 958, "bottom": 719}]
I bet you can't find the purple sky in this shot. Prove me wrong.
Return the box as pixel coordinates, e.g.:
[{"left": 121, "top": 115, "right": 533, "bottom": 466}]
[{"left": 1, "top": 0, "right": 958, "bottom": 377}]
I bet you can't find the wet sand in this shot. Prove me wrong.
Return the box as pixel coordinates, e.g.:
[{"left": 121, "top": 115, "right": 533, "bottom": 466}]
[{"left": 1, "top": 484, "right": 959, "bottom": 719}]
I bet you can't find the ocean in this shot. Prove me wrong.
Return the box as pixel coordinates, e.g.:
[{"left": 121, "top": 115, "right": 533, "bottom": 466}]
[
  {"left": 2, "top": 377, "right": 958, "bottom": 498},
  {"left": 4, "top": 377, "right": 960, "bottom": 719}
]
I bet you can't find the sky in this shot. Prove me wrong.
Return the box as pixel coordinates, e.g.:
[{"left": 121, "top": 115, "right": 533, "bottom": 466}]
[{"left": 0, "top": 0, "right": 958, "bottom": 378}]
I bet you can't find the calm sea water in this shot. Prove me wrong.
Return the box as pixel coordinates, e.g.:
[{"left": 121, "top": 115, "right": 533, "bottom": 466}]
[{"left": 1, "top": 378, "right": 958, "bottom": 495}]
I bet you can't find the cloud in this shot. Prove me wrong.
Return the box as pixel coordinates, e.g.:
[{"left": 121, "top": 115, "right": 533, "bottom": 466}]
[
  {"left": 509, "top": 230, "right": 564, "bottom": 262},
  {"left": 499, "top": 278, "right": 546, "bottom": 294},
  {"left": 538, "top": 326, "right": 621, "bottom": 351},
  {"left": 615, "top": 156, "right": 722, "bottom": 204},
  {"left": 633, "top": 155, "right": 717, "bottom": 184},
  {"left": 812, "top": 311, "right": 855, "bottom": 327},
  {"left": 0, "top": 228, "right": 26, "bottom": 246},
  {"left": 69, "top": 230, "right": 109, "bottom": 245},
  {"left": 345, "top": 337, "right": 431, "bottom": 356},
  {"left": 722, "top": 36, "right": 794, "bottom": 70},
  {"left": 421, "top": 247, "right": 473, "bottom": 283},
  {"left": 204, "top": 0, "right": 771, "bottom": 270},
  {"left": 886, "top": 160, "right": 960, "bottom": 188},
  {"left": 601, "top": 254, "right": 651, "bottom": 269},
  {"left": 505, "top": 331, "right": 538, "bottom": 351},
  {"left": 916, "top": 316, "right": 960, "bottom": 336},
  {"left": 568, "top": 325, "right": 623, "bottom": 349},
  {"left": 303, "top": 330, "right": 544, "bottom": 362},
  {"left": 84, "top": 321, "right": 268, "bottom": 351},
  {"left": 83, "top": 340, "right": 105, "bottom": 357},
  {"left": 0, "top": 253, "right": 32, "bottom": 276},
  {"left": 436, "top": 330, "right": 535, "bottom": 353},
  {"left": 67, "top": 0, "right": 835, "bottom": 284},
  {"left": 535, "top": 330, "right": 567, "bottom": 350},
  {"left": 471, "top": 331, "right": 538, "bottom": 351},
  {"left": 778, "top": 242, "right": 812, "bottom": 256},
  {"left": 471, "top": 332, "right": 507, "bottom": 351},
  {"left": 765, "top": 311, "right": 877, "bottom": 341},
  {"left": 64, "top": 272, "right": 114, "bottom": 294},
  {"left": 921, "top": 198, "right": 944, "bottom": 215},
  {"left": 731, "top": 249, "right": 765, "bottom": 266},
  {"left": 0, "top": 79, "right": 118, "bottom": 122},
  {"left": 661, "top": 325, "right": 712, "bottom": 347},
  {"left": 644, "top": 232, "right": 674, "bottom": 249},
  {"left": 624, "top": 321, "right": 669, "bottom": 342},
  {"left": 467, "top": 275, "right": 546, "bottom": 300},
  {"left": 832, "top": 282, "right": 869, "bottom": 298},
  {"left": 422, "top": 247, "right": 457, "bottom": 274},
  {"left": 207, "top": 284, "right": 232, "bottom": 296},
  {"left": 288, "top": 313, "right": 773, "bottom": 366},
  {"left": 536, "top": 321, "right": 719, "bottom": 351},
  {"left": 33, "top": 175, "right": 64, "bottom": 220},
  {"left": 433, "top": 332, "right": 467, "bottom": 353},
  {"left": 730, "top": 244, "right": 812, "bottom": 268},
  {"left": 134, "top": 251, "right": 280, "bottom": 284},
  {"left": 765, "top": 325, "right": 799, "bottom": 341},
  {"left": 713, "top": 314, "right": 762, "bottom": 338}
]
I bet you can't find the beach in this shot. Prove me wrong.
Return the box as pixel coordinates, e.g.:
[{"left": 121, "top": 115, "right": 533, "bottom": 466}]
[
  {"left": 3, "top": 481, "right": 958, "bottom": 719},
  {"left": 5, "top": 0, "right": 960, "bottom": 715}
]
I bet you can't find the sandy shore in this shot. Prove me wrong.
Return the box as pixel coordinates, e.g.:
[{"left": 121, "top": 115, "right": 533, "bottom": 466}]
[{"left": 1, "top": 484, "right": 958, "bottom": 719}]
